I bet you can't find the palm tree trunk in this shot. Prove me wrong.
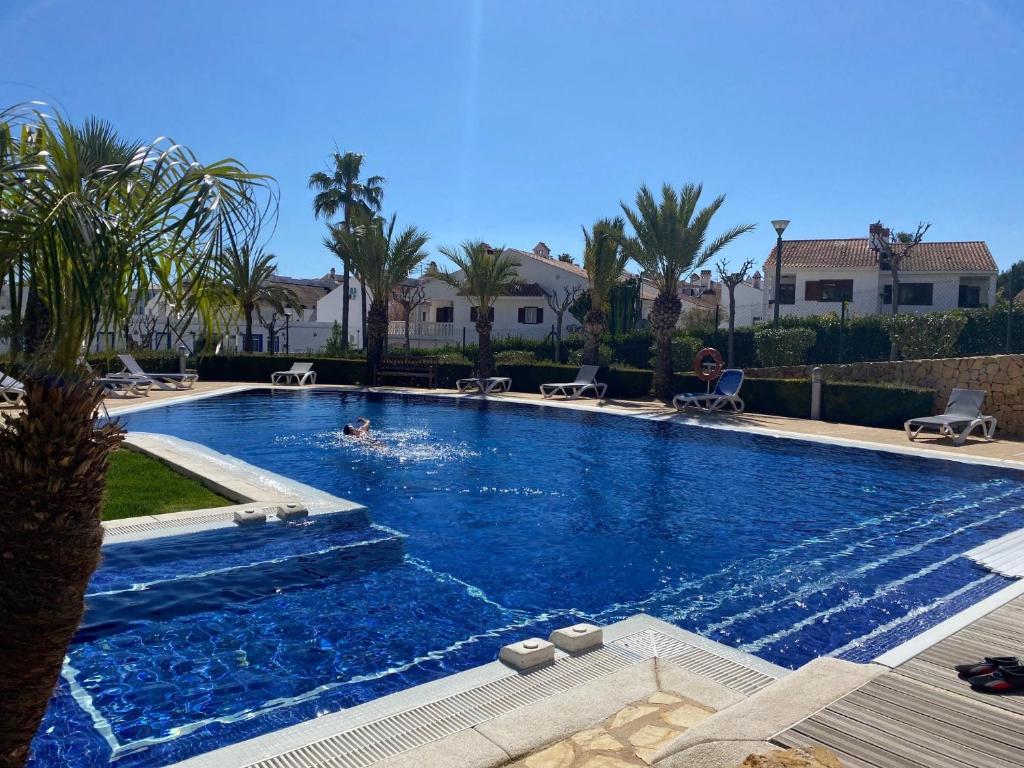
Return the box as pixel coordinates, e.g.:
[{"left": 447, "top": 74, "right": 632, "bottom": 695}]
[
  {"left": 583, "top": 308, "right": 605, "bottom": 366},
  {"left": 650, "top": 292, "right": 682, "bottom": 401},
  {"left": 360, "top": 276, "right": 368, "bottom": 350},
  {"left": 244, "top": 307, "right": 254, "bottom": 353},
  {"left": 341, "top": 204, "right": 351, "bottom": 352},
  {"left": 366, "top": 300, "right": 388, "bottom": 383},
  {"left": 0, "top": 377, "right": 123, "bottom": 766},
  {"left": 476, "top": 318, "right": 494, "bottom": 378}
]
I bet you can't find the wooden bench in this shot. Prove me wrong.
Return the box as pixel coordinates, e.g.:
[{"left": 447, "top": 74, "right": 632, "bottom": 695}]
[{"left": 375, "top": 356, "right": 439, "bottom": 388}]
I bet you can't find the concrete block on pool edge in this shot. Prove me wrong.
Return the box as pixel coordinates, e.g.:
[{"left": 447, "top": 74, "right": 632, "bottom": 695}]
[{"left": 499, "top": 638, "right": 555, "bottom": 671}]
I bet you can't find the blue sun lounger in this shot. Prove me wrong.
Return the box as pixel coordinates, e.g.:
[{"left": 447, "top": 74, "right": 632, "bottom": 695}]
[{"left": 673, "top": 368, "right": 745, "bottom": 413}]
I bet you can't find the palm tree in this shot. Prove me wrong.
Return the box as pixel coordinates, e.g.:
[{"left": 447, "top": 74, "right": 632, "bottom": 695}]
[
  {"left": 217, "top": 245, "right": 297, "bottom": 352},
  {"left": 308, "top": 152, "right": 384, "bottom": 351},
  {"left": 619, "top": 184, "right": 754, "bottom": 400},
  {"left": 328, "top": 213, "right": 429, "bottom": 378},
  {"left": 436, "top": 242, "right": 521, "bottom": 378},
  {"left": 0, "top": 104, "right": 271, "bottom": 766},
  {"left": 581, "top": 217, "right": 628, "bottom": 365}
]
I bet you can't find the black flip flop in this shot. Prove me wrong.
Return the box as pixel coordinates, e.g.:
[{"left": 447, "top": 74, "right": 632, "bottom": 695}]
[{"left": 955, "top": 656, "right": 1018, "bottom": 679}]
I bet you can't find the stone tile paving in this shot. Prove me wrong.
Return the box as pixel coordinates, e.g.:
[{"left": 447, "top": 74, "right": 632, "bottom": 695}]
[{"left": 512, "top": 692, "right": 714, "bottom": 768}]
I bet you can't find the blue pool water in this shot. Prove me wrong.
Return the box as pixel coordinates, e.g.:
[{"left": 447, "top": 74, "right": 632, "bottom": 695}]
[{"left": 32, "top": 389, "right": 1024, "bottom": 766}]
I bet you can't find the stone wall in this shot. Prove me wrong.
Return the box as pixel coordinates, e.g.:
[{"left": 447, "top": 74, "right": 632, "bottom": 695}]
[{"left": 748, "top": 355, "right": 1024, "bottom": 437}]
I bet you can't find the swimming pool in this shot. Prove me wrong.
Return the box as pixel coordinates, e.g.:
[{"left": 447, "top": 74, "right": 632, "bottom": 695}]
[{"left": 31, "top": 389, "right": 1024, "bottom": 766}]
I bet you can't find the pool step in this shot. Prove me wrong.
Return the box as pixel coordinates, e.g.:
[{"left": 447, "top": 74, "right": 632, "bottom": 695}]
[
  {"left": 965, "top": 526, "right": 1024, "bottom": 577},
  {"left": 77, "top": 531, "right": 405, "bottom": 642}
]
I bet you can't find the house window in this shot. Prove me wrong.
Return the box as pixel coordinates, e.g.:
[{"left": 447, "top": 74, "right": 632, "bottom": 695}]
[
  {"left": 806, "top": 280, "right": 853, "bottom": 302},
  {"left": 958, "top": 285, "right": 983, "bottom": 308},
  {"left": 250, "top": 334, "right": 264, "bottom": 352},
  {"left": 154, "top": 332, "right": 170, "bottom": 350},
  {"left": 518, "top": 306, "right": 544, "bottom": 324},
  {"left": 774, "top": 280, "right": 796, "bottom": 305},
  {"left": 883, "top": 283, "right": 933, "bottom": 306},
  {"left": 272, "top": 335, "right": 281, "bottom": 353},
  {"left": 95, "top": 332, "right": 115, "bottom": 351},
  {"left": 435, "top": 306, "right": 453, "bottom": 323},
  {"left": 469, "top": 306, "right": 494, "bottom": 322}
]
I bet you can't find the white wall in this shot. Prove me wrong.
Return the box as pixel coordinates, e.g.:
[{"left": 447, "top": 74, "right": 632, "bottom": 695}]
[
  {"left": 721, "top": 281, "right": 764, "bottom": 328},
  {"left": 316, "top": 282, "right": 372, "bottom": 346}
]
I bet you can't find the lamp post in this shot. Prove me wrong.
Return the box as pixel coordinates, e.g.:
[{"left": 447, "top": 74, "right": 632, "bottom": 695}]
[
  {"left": 284, "top": 307, "right": 293, "bottom": 355},
  {"left": 771, "top": 219, "right": 789, "bottom": 326}
]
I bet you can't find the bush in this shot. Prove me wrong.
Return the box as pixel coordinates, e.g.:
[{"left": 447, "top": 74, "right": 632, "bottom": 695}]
[
  {"left": 321, "top": 321, "right": 345, "bottom": 357},
  {"left": 883, "top": 311, "right": 968, "bottom": 359},
  {"left": 824, "top": 382, "right": 935, "bottom": 428},
  {"left": 653, "top": 335, "right": 703, "bottom": 372},
  {"left": 569, "top": 344, "right": 613, "bottom": 367},
  {"left": 754, "top": 327, "right": 816, "bottom": 367},
  {"left": 494, "top": 350, "right": 537, "bottom": 365}
]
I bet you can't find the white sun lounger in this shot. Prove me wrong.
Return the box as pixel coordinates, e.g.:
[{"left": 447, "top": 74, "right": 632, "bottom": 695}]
[
  {"left": 673, "top": 369, "right": 745, "bottom": 413},
  {"left": 78, "top": 358, "right": 153, "bottom": 398},
  {"left": 271, "top": 361, "right": 317, "bottom": 386},
  {"left": 905, "top": 388, "right": 996, "bottom": 446},
  {"left": 0, "top": 370, "right": 26, "bottom": 406},
  {"left": 109, "top": 354, "right": 198, "bottom": 390},
  {"left": 540, "top": 364, "right": 607, "bottom": 400},
  {"left": 456, "top": 376, "right": 512, "bottom": 394}
]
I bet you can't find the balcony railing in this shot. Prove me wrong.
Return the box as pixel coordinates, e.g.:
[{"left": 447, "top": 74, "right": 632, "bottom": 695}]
[{"left": 388, "top": 320, "right": 454, "bottom": 339}]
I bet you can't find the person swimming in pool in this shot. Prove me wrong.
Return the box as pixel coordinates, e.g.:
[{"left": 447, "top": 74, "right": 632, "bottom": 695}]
[{"left": 343, "top": 417, "right": 371, "bottom": 438}]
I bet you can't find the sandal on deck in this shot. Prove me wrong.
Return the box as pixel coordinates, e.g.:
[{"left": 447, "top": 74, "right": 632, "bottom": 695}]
[
  {"left": 955, "top": 656, "right": 1018, "bottom": 679},
  {"left": 970, "top": 666, "right": 1024, "bottom": 693}
]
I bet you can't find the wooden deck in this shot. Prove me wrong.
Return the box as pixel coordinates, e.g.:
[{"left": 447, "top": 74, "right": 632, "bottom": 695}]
[{"left": 774, "top": 594, "right": 1024, "bottom": 767}]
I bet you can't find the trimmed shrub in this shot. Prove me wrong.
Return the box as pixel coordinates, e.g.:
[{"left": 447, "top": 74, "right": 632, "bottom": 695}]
[
  {"left": 754, "top": 327, "right": 816, "bottom": 367},
  {"left": 650, "top": 335, "right": 703, "bottom": 372},
  {"left": 823, "top": 382, "right": 935, "bottom": 429},
  {"left": 494, "top": 350, "right": 537, "bottom": 365},
  {"left": 568, "top": 343, "right": 613, "bottom": 367},
  {"left": 883, "top": 311, "right": 968, "bottom": 359}
]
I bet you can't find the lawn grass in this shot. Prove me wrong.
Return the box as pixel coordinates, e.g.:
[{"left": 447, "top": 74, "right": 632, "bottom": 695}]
[{"left": 102, "top": 449, "right": 233, "bottom": 520}]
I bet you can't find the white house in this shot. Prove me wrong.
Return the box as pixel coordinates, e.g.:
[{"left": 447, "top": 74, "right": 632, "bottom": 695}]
[
  {"left": 720, "top": 272, "right": 764, "bottom": 328},
  {"left": 761, "top": 236, "right": 997, "bottom": 321},
  {"left": 388, "top": 243, "right": 590, "bottom": 349}
]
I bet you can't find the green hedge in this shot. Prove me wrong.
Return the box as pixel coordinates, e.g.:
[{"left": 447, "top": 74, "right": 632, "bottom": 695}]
[{"left": 823, "top": 382, "right": 934, "bottom": 428}]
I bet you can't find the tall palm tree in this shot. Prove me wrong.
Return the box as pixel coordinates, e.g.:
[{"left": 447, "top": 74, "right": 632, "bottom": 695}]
[
  {"left": 308, "top": 152, "right": 384, "bottom": 351},
  {"left": 217, "top": 245, "right": 297, "bottom": 352},
  {"left": 619, "top": 183, "right": 754, "bottom": 400},
  {"left": 328, "top": 213, "right": 429, "bottom": 378},
  {"left": 0, "top": 104, "right": 271, "bottom": 766},
  {"left": 436, "top": 242, "right": 521, "bottom": 378},
  {"left": 581, "top": 217, "right": 628, "bottom": 365}
]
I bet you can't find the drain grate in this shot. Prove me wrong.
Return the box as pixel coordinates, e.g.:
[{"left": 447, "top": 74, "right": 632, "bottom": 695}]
[
  {"left": 245, "top": 630, "right": 780, "bottom": 768},
  {"left": 650, "top": 633, "right": 778, "bottom": 696},
  {"left": 103, "top": 511, "right": 238, "bottom": 537},
  {"left": 251, "top": 644, "right": 638, "bottom": 768}
]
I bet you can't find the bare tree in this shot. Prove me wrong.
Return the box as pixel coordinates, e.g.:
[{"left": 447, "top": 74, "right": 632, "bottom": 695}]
[
  {"left": 257, "top": 306, "right": 284, "bottom": 355},
  {"left": 716, "top": 258, "right": 754, "bottom": 367},
  {"left": 545, "top": 284, "right": 582, "bottom": 363},
  {"left": 392, "top": 280, "right": 427, "bottom": 355},
  {"left": 869, "top": 221, "right": 931, "bottom": 359}
]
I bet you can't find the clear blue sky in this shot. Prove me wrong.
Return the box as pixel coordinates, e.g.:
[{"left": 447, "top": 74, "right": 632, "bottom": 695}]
[{"left": 3, "top": 1, "right": 1021, "bottom": 275}]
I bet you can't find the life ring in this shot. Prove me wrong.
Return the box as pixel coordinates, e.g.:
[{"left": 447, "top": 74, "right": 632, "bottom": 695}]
[{"left": 693, "top": 347, "right": 724, "bottom": 381}]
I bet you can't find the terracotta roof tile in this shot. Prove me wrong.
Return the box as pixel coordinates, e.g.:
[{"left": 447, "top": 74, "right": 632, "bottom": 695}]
[
  {"left": 764, "top": 238, "right": 996, "bottom": 273},
  {"left": 506, "top": 248, "right": 590, "bottom": 279}
]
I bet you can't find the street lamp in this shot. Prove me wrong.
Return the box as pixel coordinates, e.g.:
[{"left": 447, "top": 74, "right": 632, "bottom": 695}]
[
  {"left": 771, "top": 219, "right": 790, "bottom": 326},
  {"left": 284, "top": 307, "right": 293, "bottom": 355}
]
